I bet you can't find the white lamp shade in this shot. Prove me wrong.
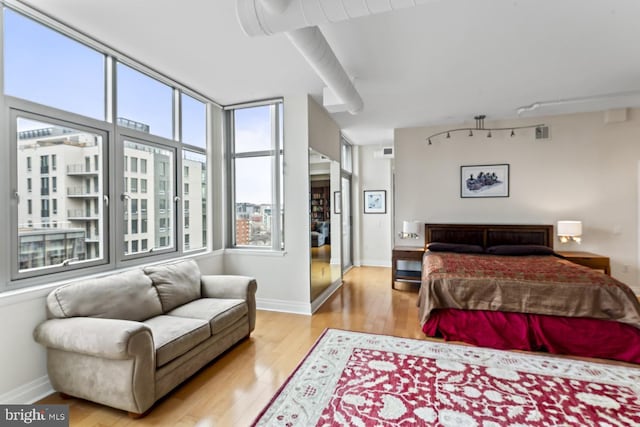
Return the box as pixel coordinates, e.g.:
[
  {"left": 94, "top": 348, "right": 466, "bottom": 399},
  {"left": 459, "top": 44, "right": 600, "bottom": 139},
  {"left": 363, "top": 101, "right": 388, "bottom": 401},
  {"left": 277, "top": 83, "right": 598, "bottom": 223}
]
[
  {"left": 557, "top": 220, "right": 582, "bottom": 237},
  {"left": 402, "top": 220, "right": 420, "bottom": 235}
]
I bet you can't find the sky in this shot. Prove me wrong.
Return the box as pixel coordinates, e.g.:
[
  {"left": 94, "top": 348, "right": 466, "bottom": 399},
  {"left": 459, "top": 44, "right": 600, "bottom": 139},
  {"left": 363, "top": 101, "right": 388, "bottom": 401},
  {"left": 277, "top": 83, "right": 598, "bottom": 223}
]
[{"left": 4, "top": 8, "right": 206, "bottom": 148}]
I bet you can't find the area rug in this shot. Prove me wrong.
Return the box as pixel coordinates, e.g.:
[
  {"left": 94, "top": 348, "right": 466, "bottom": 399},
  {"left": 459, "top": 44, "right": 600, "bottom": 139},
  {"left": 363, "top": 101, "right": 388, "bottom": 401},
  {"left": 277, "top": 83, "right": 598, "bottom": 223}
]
[{"left": 252, "top": 329, "right": 640, "bottom": 426}]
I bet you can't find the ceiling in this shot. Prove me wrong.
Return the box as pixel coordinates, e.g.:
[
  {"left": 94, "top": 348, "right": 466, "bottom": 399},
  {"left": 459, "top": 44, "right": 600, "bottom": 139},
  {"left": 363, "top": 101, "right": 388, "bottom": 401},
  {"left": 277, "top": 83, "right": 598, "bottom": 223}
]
[{"left": 19, "top": 0, "right": 640, "bottom": 145}]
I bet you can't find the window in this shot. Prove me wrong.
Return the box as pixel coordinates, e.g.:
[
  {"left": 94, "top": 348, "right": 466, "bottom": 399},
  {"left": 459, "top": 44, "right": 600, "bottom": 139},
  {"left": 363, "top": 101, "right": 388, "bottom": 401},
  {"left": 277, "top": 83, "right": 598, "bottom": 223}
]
[
  {"left": 229, "top": 102, "right": 283, "bottom": 249},
  {"left": 4, "top": 6, "right": 210, "bottom": 288},
  {"left": 3, "top": 9, "right": 105, "bottom": 120},
  {"left": 341, "top": 138, "right": 353, "bottom": 173},
  {"left": 15, "top": 116, "right": 106, "bottom": 275},
  {"left": 123, "top": 140, "right": 174, "bottom": 255},
  {"left": 183, "top": 150, "right": 207, "bottom": 251},
  {"left": 40, "top": 155, "right": 49, "bottom": 174},
  {"left": 117, "top": 63, "right": 173, "bottom": 139},
  {"left": 40, "top": 199, "right": 49, "bottom": 218},
  {"left": 40, "top": 177, "right": 49, "bottom": 195},
  {"left": 181, "top": 93, "right": 206, "bottom": 149}
]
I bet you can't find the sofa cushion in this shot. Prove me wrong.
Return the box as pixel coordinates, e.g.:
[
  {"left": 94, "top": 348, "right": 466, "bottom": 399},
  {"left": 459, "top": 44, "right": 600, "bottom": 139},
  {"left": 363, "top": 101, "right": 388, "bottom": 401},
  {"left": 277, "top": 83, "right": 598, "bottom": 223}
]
[
  {"left": 46, "top": 269, "right": 162, "bottom": 321},
  {"left": 167, "top": 298, "right": 248, "bottom": 334},
  {"left": 144, "top": 259, "right": 202, "bottom": 312},
  {"left": 143, "top": 315, "right": 210, "bottom": 367}
]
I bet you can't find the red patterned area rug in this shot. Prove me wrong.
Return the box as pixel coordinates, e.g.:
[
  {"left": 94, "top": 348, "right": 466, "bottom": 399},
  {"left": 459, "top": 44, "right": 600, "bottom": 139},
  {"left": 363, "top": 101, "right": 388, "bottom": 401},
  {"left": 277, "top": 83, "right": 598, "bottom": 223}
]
[{"left": 252, "top": 329, "right": 640, "bottom": 426}]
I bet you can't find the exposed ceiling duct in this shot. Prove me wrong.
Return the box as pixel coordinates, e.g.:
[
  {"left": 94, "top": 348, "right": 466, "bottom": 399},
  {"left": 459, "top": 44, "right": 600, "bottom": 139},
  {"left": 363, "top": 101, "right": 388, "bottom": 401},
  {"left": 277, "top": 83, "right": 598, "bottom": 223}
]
[
  {"left": 236, "top": 0, "right": 430, "bottom": 115},
  {"left": 286, "top": 26, "right": 363, "bottom": 114},
  {"left": 237, "top": 0, "right": 433, "bottom": 37}
]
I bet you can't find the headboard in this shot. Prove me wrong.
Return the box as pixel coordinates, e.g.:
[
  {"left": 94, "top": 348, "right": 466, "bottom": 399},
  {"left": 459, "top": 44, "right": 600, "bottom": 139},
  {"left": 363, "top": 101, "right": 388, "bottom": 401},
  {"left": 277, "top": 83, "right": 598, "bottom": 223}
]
[{"left": 424, "top": 224, "right": 554, "bottom": 249}]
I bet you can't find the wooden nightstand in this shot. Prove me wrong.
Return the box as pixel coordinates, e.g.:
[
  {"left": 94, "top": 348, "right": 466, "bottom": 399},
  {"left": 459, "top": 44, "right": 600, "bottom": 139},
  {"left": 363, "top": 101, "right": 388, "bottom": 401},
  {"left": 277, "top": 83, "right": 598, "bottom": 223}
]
[
  {"left": 392, "top": 246, "right": 425, "bottom": 289},
  {"left": 556, "top": 251, "right": 610, "bottom": 275}
]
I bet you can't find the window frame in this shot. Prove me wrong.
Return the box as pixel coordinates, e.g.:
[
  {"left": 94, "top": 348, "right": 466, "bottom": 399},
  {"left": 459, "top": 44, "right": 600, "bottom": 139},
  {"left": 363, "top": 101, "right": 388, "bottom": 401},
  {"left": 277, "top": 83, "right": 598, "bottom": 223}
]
[
  {"left": 8, "top": 104, "right": 111, "bottom": 281},
  {"left": 1, "top": 4, "right": 215, "bottom": 290},
  {"left": 227, "top": 99, "right": 284, "bottom": 250}
]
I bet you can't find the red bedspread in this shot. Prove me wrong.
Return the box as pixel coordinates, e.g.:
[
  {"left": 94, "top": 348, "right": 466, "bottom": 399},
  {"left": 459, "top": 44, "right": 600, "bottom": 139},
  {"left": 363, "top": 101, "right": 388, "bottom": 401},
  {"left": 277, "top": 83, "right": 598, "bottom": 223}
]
[
  {"left": 418, "top": 252, "right": 640, "bottom": 363},
  {"left": 419, "top": 252, "right": 640, "bottom": 329},
  {"left": 423, "top": 309, "right": 640, "bottom": 364}
]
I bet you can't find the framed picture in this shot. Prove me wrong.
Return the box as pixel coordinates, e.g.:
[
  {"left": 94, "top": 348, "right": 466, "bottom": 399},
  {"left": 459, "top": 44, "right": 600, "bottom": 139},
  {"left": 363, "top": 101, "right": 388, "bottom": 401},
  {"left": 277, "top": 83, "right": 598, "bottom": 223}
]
[
  {"left": 461, "top": 164, "right": 510, "bottom": 198},
  {"left": 364, "top": 190, "right": 386, "bottom": 214},
  {"left": 334, "top": 191, "right": 341, "bottom": 214}
]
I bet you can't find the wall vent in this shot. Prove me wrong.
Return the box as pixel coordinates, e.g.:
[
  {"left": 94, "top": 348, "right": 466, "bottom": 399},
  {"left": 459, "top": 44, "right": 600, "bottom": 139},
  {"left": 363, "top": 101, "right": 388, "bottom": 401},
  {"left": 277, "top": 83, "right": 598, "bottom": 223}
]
[
  {"left": 373, "top": 147, "right": 394, "bottom": 159},
  {"left": 535, "top": 126, "right": 550, "bottom": 140}
]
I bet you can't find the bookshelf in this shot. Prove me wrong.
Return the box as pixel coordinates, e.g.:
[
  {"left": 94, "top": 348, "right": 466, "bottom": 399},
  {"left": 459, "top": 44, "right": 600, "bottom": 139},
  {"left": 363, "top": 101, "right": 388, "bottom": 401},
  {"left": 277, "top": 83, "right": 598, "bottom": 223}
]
[{"left": 310, "top": 183, "right": 330, "bottom": 221}]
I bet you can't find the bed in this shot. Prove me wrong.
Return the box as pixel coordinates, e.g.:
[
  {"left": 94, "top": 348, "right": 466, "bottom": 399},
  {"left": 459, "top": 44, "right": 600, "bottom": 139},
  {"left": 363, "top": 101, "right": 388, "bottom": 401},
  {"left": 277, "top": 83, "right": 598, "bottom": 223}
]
[{"left": 418, "top": 223, "right": 640, "bottom": 364}]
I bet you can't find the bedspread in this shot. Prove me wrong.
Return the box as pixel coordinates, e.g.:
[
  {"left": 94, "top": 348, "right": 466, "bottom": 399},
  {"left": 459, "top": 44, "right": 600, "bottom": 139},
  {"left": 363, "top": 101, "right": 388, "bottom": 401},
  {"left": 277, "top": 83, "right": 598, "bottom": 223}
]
[{"left": 418, "top": 252, "right": 640, "bottom": 329}]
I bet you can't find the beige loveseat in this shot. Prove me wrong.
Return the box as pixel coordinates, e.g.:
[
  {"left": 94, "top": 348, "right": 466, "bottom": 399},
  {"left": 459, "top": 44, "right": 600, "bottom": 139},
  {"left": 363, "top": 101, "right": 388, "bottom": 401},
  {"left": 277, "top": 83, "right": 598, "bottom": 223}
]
[{"left": 33, "top": 259, "right": 257, "bottom": 415}]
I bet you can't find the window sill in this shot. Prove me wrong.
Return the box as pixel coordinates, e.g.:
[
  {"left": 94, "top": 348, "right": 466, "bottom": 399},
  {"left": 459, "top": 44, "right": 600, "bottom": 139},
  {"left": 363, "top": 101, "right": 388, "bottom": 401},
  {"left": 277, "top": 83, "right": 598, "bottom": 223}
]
[{"left": 224, "top": 248, "right": 287, "bottom": 257}]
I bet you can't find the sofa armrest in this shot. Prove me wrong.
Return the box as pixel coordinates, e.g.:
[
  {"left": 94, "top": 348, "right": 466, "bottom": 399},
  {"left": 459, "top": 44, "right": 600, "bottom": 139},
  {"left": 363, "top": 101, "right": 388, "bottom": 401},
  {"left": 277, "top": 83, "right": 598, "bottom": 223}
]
[
  {"left": 34, "top": 317, "right": 154, "bottom": 360},
  {"left": 201, "top": 275, "right": 257, "bottom": 332}
]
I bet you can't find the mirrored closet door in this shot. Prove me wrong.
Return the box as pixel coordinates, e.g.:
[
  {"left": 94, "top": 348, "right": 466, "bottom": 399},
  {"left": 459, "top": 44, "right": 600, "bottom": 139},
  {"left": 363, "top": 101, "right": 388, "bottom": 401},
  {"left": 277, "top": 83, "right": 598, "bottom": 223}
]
[{"left": 309, "top": 148, "right": 341, "bottom": 302}]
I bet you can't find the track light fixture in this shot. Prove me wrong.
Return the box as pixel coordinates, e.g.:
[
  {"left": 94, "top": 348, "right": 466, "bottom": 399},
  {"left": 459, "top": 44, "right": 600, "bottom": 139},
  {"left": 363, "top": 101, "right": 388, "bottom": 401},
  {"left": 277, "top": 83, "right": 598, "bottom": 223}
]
[{"left": 425, "top": 115, "right": 545, "bottom": 145}]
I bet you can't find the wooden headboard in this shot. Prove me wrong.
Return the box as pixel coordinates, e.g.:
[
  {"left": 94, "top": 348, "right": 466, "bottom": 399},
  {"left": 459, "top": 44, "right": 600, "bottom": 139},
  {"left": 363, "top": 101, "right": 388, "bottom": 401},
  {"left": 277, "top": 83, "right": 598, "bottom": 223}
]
[{"left": 424, "top": 224, "right": 554, "bottom": 249}]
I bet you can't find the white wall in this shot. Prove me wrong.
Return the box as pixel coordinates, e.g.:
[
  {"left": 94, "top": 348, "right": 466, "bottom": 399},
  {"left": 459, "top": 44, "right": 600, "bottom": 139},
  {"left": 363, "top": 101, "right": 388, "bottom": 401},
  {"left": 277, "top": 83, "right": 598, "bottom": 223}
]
[
  {"left": 394, "top": 109, "right": 640, "bottom": 293},
  {"left": 358, "top": 145, "right": 393, "bottom": 267},
  {"left": 224, "top": 94, "right": 312, "bottom": 314}
]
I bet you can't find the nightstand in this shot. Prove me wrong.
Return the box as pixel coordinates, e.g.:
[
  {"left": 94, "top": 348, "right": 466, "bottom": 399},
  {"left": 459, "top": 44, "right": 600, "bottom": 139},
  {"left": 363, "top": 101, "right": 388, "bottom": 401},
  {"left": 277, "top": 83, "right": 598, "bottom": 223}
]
[
  {"left": 556, "top": 251, "right": 610, "bottom": 275},
  {"left": 392, "top": 246, "right": 425, "bottom": 289}
]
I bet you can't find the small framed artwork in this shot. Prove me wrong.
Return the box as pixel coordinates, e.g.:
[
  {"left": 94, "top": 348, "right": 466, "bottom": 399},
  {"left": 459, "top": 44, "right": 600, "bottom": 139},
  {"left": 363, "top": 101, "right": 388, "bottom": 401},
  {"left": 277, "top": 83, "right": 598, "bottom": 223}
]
[
  {"left": 461, "top": 164, "right": 510, "bottom": 198},
  {"left": 334, "top": 191, "right": 342, "bottom": 214},
  {"left": 364, "top": 190, "right": 386, "bottom": 214}
]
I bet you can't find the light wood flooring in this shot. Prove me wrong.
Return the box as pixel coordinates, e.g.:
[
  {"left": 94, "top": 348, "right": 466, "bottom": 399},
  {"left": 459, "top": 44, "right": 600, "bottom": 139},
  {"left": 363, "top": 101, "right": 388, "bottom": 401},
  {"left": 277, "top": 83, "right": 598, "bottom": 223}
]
[{"left": 37, "top": 267, "right": 635, "bottom": 426}]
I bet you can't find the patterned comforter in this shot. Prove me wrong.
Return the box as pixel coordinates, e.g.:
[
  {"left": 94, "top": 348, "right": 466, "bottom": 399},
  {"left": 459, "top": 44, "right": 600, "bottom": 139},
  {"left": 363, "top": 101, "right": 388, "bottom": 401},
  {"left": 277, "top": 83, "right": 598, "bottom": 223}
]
[{"left": 418, "top": 252, "right": 640, "bottom": 329}]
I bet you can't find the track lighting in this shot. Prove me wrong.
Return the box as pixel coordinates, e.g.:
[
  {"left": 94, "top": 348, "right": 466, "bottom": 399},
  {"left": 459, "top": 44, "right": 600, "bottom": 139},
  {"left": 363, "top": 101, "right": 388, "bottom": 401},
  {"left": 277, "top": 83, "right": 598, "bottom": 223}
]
[{"left": 425, "top": 115, "right": 545, "bottom": 145}]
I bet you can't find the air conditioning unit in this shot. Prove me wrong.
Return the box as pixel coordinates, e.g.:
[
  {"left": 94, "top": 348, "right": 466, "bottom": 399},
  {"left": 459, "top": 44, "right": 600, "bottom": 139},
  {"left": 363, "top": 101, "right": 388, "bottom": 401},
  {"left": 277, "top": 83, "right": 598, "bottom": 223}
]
[{"left": 373, "top": 147, "right": 394, "bottom": 159}]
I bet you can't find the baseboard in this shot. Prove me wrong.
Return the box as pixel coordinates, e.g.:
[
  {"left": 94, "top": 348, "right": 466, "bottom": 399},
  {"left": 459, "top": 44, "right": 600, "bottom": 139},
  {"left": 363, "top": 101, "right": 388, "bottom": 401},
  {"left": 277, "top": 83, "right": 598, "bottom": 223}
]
[
  {"left": 359, "top": 259, "right": 392, "bottom": 268},
  {"left": 256, "top": 298, "right": 312, "bottom": 315},
  {"left": 0, "top": 375, "right": 53, "bottom": 404}
]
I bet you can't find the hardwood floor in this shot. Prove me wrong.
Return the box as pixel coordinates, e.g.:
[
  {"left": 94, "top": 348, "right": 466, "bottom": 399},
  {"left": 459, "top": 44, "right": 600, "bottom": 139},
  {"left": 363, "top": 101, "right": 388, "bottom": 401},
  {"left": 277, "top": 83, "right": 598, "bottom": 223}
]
[{"left": 37, "top": 267, "right": 634, "bottom": 426}]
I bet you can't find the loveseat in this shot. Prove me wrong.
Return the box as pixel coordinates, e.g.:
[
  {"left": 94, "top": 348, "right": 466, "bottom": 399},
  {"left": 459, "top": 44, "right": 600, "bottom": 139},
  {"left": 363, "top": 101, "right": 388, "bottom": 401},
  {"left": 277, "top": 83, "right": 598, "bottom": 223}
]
[
  {"left": 33, "top": 259, "right": 257, "bottom": 416},
  {"left": 311, "top": 221, "right": 330, "bottom": 247}
]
